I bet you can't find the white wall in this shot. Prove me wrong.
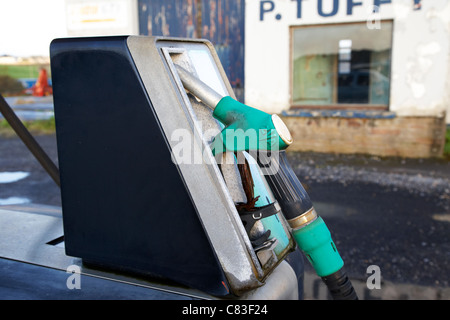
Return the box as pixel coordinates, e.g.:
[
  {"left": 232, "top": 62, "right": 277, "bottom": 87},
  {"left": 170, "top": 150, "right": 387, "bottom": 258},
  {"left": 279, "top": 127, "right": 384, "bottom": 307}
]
[
  {"left": 389, "top": 1, "right": 450, "bottom": 121},
  {"left": 245, "top": 0, "right": 450, "bottom": 122}
]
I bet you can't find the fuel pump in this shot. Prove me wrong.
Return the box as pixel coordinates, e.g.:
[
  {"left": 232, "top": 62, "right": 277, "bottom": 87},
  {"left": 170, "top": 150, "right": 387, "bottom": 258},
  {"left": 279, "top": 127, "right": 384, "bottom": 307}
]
[
  {"left": 50, "top": 36, "right": 304, "bottom": 298},
  {"left": 50, "top": 36, "right": 354, "bottom": 298},
  {"left": 176, "top": 65, "right": 358, "bottom": 300}
]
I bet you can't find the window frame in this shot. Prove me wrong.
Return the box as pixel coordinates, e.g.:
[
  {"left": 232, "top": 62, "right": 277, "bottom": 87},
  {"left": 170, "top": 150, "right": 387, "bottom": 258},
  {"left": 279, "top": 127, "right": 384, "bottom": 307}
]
[{"left": 289, "top": 20, "right": 394, "bottom": 111}]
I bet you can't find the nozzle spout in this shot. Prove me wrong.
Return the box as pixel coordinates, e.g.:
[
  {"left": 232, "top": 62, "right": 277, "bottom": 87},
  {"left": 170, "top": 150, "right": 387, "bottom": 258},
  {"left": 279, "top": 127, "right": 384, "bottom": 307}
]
[{"left": 175, "top": 65, "right": 223, "bottom": 110}]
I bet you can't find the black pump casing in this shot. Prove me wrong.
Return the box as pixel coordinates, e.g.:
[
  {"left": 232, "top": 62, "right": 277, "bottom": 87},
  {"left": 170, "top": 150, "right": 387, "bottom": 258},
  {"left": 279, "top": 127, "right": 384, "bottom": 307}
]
[{"left": 50, "top": 36, "right": 229, "bottom": 296}]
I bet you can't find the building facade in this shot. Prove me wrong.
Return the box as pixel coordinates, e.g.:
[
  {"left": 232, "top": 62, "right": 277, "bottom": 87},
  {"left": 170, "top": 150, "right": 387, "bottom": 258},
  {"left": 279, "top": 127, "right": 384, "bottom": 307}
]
[
  {"left": 246, "top": 0, "right": 449, "bottom": 158},
  {"left": 138, "top": 0, "right": 449, "bottom": 158}
]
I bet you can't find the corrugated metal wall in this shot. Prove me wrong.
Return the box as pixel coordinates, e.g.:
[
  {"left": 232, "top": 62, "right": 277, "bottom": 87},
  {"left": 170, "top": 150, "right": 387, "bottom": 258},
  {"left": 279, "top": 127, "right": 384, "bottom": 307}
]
[{"left": 138, "top": 0, "right": 245, "bottom": 102}]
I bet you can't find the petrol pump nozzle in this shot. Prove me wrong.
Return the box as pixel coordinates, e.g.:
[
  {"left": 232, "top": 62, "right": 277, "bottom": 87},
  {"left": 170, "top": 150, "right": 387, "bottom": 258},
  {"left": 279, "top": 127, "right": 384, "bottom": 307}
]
[
  {"left": 175, "top": 65, "right": 293, "bottom": 153},
  {"left": 175, "top": 65, "right": 357, "bottom": 300}
]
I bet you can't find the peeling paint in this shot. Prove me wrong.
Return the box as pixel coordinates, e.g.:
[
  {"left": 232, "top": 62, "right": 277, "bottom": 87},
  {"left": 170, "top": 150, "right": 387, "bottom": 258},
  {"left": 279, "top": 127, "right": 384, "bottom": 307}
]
[{"left": 138, "top": 0, "right": 245, "bottom": 102}]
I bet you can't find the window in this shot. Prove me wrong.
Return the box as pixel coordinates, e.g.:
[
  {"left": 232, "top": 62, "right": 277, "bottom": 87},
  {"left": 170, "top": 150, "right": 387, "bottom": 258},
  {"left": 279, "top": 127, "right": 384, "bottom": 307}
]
[{"left": 291, "top": 21, "right": 393, "bottom": 109}]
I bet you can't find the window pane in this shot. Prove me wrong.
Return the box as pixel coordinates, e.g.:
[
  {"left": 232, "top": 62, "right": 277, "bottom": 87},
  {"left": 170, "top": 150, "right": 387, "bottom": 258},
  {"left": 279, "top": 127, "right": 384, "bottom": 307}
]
[{"left": 292, "top": 22, "right": 392, "bottom": 107}]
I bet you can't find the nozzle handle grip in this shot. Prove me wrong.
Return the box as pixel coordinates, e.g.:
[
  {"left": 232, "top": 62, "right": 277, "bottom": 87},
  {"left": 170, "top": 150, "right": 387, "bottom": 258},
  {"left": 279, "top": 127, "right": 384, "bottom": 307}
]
[
  {"left": 291, "top": 216, "right": 344, "bottom": 277},
  {"left": 261, "top": 151, "right": 344, "bottom": 276},
  {"left": 260, "top": 150, "right": 313, "bottom": 220}
]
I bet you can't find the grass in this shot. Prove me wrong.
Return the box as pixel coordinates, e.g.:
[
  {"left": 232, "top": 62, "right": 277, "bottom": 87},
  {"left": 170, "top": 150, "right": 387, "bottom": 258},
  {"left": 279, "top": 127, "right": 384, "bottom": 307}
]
[
  {"left": 0, "top": 64, "right": 44, "bottom": 79},
  {"left": 445, "top": 126, "right": 450, "bottom": 158},
  {"left": 0, "top": 116, "right": 55, "bottom": 137}
]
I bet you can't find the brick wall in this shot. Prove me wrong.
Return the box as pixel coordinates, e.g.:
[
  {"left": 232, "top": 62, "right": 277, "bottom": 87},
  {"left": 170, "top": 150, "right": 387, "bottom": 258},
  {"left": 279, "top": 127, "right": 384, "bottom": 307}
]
[{"left": 281, "top": 114, "right": 447, "bottom": 158}]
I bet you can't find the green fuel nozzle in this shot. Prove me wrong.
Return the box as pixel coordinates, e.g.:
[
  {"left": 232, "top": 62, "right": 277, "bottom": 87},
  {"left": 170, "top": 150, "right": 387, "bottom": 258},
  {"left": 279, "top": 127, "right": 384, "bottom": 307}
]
[
  {"left": 176, "top": 65, "right": 357, "bottom": 300},
  {"left": 212, "top": 96, "right": 293, "bottom": 153},
  {"left": 175, "top": 65, "right": 292, "bottom": 154}
]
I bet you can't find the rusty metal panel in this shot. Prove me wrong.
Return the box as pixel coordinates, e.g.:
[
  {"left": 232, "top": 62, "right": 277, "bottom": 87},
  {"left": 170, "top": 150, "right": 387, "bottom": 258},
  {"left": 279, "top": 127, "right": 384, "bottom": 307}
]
[{"left": 138, "top": 0, "right": 245, "bottom": 101}]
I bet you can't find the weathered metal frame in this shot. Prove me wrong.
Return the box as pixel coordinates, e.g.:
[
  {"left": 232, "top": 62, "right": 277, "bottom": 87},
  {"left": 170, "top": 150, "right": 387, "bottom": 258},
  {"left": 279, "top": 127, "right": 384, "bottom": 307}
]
[{"left": 127, "top": 36, "right": 265, "bottom": 293}]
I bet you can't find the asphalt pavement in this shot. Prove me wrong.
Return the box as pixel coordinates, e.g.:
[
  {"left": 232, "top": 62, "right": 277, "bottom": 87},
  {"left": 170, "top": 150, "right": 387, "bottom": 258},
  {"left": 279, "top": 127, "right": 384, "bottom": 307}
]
[
  {"left": 1, "top": 132, "right": 449, "bottom": 300},
  {"left": 1, "top": 96, "right": 54, "bottom": 121},
  {"left": 287, "top": 151, "right": 450, "bottom": 299}
]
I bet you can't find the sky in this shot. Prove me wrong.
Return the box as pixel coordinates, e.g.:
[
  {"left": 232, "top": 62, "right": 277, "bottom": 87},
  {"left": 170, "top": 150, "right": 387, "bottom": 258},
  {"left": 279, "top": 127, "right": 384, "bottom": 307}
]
[{"left": 0, "top": 0, "right": 67, "bottom": 57}]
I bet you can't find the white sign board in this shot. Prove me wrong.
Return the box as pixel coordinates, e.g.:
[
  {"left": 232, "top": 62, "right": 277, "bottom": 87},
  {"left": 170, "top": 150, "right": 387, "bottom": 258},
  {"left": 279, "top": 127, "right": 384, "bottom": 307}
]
[{"left": 66, "top": 0, "right": 138, "bottom": 36}]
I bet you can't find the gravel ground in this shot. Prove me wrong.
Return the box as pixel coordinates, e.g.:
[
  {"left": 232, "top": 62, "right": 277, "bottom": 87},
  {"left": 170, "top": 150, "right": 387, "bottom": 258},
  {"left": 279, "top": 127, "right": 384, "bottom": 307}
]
[
  {"left": 287, "top": 151, "right": 450, "bottom": 209},
  {"left": 287, "top": 151, "right": 450, "bottom": 288}
]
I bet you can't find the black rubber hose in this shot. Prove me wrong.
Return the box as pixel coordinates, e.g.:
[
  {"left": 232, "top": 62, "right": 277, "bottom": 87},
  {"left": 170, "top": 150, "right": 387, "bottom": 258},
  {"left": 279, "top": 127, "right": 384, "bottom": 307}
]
[{"left": 321, "top": 268, "right": 358, "bottom": 300}]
